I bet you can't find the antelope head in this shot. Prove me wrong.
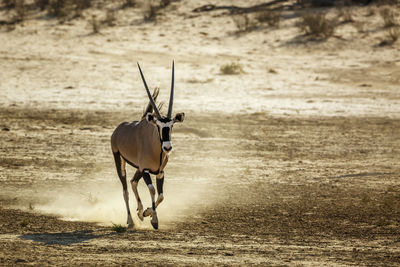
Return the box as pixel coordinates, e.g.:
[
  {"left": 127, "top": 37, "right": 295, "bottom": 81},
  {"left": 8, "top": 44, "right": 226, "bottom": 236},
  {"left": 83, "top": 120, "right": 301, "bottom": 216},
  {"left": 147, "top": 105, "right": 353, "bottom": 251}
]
[{"left": 137, "top": 61, "right": 185, "bottom": 153}]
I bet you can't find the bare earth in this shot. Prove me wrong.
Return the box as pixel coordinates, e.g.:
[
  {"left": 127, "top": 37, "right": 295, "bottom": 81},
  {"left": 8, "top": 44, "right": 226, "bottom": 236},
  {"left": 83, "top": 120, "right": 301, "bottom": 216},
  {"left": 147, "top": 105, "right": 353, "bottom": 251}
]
[{"left": 1, "top": 1, "right": 400, "bottom": 266}]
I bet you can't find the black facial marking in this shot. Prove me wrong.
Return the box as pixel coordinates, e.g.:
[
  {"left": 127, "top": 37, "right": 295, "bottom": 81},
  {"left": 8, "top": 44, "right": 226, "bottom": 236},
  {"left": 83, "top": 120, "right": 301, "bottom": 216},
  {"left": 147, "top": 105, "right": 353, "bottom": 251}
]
[
  {"left": 162, "top": 127, "right": 171, "bottom": 142},
  {"left": 159, "top": 117, "right": 171, "bottom": 123}
]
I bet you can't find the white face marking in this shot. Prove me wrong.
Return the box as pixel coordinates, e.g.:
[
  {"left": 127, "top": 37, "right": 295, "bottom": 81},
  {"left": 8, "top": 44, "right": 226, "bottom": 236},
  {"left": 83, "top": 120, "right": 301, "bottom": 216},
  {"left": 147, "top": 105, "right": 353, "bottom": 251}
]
[
  {"left": 156, "top": 120, "right": 174, "bottom": 152},
  {"left": 163, "top": 141, "right": 172, "bottom": 147},
  {"left": 156, "top": 120, "right": 174, "bottom": 128}
]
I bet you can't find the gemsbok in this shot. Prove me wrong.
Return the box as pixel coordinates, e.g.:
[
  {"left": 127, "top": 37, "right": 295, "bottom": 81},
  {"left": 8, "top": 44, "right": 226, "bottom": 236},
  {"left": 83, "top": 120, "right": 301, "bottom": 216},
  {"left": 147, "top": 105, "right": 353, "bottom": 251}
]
[{"left": 111, "top": 61, "right": 185, "bottom": 229}]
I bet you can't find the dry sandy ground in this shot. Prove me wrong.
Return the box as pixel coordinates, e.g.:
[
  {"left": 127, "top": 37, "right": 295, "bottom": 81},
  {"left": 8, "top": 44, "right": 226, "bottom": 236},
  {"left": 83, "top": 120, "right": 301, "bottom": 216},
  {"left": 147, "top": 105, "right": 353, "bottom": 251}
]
[{"left": 1, "top": 0, "right": 400, "bottom": 266}]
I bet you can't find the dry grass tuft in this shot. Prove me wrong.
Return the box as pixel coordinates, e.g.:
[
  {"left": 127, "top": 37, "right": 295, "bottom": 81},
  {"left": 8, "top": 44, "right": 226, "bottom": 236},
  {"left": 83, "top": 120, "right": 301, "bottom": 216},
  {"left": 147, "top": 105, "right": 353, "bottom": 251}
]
[
  {"left": 298, "top": 13, "right": 335, "bottom": 39},
  {"left": 90, "top": 14, "right": 100, "bottom": 34},
  {"left": 75, "top": 0, "right": 91, "bottom": 10},
  {"left": 47, "top": 0, "right": 73, "bottom": 20},
  {"left": 232, "top": 14, "right": 257, "bottom": 32},
  {"left": 34, "top": 0, "right": 48, "bottom": 11},
  {"left": 122, "top": 0, "right": 136, "bottom": 8},
  {"left": 338, "top": 8, "right": 355, "bottom": 24},
  {"left": 15, "top": 0, "right": 25, "bottom": 19},
  {"left": 380, "top": 8, "right": 397, "bottom": 28},
  {"left": 111, "top": 223, "right": 127, "bottom": 233},
  {"left": 379, "top": 27, "right": 400, "bottom": 46},
  {"left": 33, "top": 0, "right": 92, "bottom": 21},
  {"left": 160, "top": 0, "right": 171, "bottom": 8},
  {"left": 142, "top": 2, "right": 159, "bottom": 22},
  {"left": 256, "top": 10, "right": 280, "bottom": 27},
  {"left": 354, "top": 21, "right": 366, "bottom": 33},
  {"left": 366, "top": 6, "right": 376, "bottom": 17},
  {"left": 387, "top": 27, "right": 400, "bottom": 41},
  {"left": 104, "top": 9, "right": 116, "bottom": 27},
  {"left": 220, "top": 63, "right": 244, "bottom": 75}
]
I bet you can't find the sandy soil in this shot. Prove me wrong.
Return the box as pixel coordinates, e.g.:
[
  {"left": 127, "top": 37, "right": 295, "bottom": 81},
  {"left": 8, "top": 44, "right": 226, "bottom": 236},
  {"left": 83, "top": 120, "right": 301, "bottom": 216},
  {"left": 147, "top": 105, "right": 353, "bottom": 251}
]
[{"left": 1, "top": 0, "right": 400, "bottom": 266}]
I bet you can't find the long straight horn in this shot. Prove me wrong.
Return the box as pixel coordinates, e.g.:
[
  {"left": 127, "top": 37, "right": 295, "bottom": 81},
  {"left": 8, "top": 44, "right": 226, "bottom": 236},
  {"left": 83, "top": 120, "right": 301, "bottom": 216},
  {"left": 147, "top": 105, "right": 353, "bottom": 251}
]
[
  {"left": 167, "top": 60, "right": 174, "bottom": 119},
  {"left": 137, "top": 62, "right": 161, "bottom": 119}
]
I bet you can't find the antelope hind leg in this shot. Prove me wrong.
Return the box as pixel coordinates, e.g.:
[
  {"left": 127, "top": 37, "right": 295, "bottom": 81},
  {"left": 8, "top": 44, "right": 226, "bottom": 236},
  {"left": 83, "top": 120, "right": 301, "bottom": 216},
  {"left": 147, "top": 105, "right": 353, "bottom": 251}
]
[
  {"left": 113, "top": 152, "right": 134, "bottom": 228},
  {"left": 130, "top": 169, "right": 144, "bottom": 221}
]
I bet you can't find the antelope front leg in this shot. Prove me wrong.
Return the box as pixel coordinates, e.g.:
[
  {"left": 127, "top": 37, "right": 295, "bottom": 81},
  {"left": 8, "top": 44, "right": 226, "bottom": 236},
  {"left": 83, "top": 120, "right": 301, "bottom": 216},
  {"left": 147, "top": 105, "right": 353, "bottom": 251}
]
[
  {"left": 156, "top": 154, "right": 168, "bottom": 208},
  {"left": 142, "top": 170, "right": 158, "bottom": 229},
  {"left": 130, "top": 170, "right": 144, "bottom": 221},
  {"left": 156, "top": 171, "right": 164, "bottom": 208}
]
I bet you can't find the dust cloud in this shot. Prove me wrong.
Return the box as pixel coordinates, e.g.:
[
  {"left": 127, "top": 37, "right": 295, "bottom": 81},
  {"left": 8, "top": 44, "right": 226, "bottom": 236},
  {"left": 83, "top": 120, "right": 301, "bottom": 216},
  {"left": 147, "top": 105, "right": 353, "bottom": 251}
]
[{"left": 13, "top": 170, "right": 210, "bottom": 229}]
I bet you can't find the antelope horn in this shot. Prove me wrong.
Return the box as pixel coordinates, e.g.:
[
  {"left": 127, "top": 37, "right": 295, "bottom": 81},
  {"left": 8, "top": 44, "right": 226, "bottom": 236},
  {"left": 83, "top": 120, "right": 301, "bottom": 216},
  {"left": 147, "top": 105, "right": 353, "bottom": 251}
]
[
  {"left": 137, "top": 62, "right": 162, "bottom": 119},
  {"left": 167, "top": 60, "right": 174, "bottom": 119}
]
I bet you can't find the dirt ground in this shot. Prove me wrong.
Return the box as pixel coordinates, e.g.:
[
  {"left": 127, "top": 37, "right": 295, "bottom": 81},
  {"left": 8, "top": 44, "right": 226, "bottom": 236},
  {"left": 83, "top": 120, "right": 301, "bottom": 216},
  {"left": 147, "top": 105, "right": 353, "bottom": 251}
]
[{"left": 1, "top": 0, "right": 400, "bottom": 266}]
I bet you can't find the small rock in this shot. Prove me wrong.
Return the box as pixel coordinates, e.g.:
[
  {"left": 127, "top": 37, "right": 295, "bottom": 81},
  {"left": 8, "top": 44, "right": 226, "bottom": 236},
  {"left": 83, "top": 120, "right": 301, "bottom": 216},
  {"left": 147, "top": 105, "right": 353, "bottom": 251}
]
[{"left": 2, "top": 127, "right": 10, "bottom": 131}]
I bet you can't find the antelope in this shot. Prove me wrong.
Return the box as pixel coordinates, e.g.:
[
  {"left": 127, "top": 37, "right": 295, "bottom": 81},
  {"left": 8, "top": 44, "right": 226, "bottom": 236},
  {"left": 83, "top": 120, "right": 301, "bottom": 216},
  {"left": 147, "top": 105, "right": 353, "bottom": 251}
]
[{"left": 111, "top": 61, "right": 185, "bottom": 229}]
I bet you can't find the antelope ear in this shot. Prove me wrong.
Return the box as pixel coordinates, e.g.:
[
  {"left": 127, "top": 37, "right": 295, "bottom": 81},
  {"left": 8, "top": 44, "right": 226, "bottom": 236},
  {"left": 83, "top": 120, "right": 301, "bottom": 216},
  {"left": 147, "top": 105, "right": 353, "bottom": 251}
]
[
  {"left": 146, "top": 113, "right": 156, "bottom": 123},
  {"left": 174, "top": 112, "right": 185, "bottom": 123}
]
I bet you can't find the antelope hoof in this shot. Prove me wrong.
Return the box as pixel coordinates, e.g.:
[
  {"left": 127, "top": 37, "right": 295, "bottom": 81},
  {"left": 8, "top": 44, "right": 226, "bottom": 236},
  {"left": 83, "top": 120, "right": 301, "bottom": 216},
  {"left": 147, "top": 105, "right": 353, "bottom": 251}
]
[
  {"left": 143, "top": 207, "right": 153, "bottom": 218},
  {"left": 151, "top": 221, "right": 159, "bottom": 230},
  {"left": 151, "top": 213, "right": 158, "bottom": 230},
  {"left": 127, "top": 216, "right": 134, "bottom": 228}
]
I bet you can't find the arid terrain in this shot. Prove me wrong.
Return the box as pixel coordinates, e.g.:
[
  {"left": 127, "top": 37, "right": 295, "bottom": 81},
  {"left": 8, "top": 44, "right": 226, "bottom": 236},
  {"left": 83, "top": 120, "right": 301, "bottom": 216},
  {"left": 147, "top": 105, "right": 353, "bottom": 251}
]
[{"left": 1, "top": 0, "right": 400, "bottom": 266}]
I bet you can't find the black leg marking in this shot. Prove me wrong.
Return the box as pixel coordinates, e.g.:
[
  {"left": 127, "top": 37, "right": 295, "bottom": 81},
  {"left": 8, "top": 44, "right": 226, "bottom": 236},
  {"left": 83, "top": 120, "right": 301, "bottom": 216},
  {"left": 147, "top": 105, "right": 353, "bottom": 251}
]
[
  {"left": 143, "top": 171, "right": 152, "bottom": 186},
  {"left": 156, "top": 177, "right": 164, "bottom": 195},
  {"left": 143, "top": 171, "right": 157, "bottom": 218}
]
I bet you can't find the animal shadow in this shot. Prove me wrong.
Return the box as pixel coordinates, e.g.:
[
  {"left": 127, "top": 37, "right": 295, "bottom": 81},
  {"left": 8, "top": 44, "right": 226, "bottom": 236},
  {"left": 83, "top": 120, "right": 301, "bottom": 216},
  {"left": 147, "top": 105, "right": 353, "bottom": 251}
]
[{"left": 19, "top": 230, "right": 104, "bottom": 246}]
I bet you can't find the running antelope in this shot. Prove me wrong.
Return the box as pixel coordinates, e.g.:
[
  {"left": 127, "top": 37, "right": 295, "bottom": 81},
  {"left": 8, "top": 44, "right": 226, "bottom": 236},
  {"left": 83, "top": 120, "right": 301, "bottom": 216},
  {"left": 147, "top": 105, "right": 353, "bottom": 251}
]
[{"left": 111, "top": 61, "right": 185, "bottom": 229}]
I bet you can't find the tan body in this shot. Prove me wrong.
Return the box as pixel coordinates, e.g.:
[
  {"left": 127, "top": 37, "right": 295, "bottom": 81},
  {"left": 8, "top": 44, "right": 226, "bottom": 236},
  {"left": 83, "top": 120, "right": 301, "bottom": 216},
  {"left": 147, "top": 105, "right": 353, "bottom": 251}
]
[{"left": 111, "top": 119, "right": 163, "bottom": 174}]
